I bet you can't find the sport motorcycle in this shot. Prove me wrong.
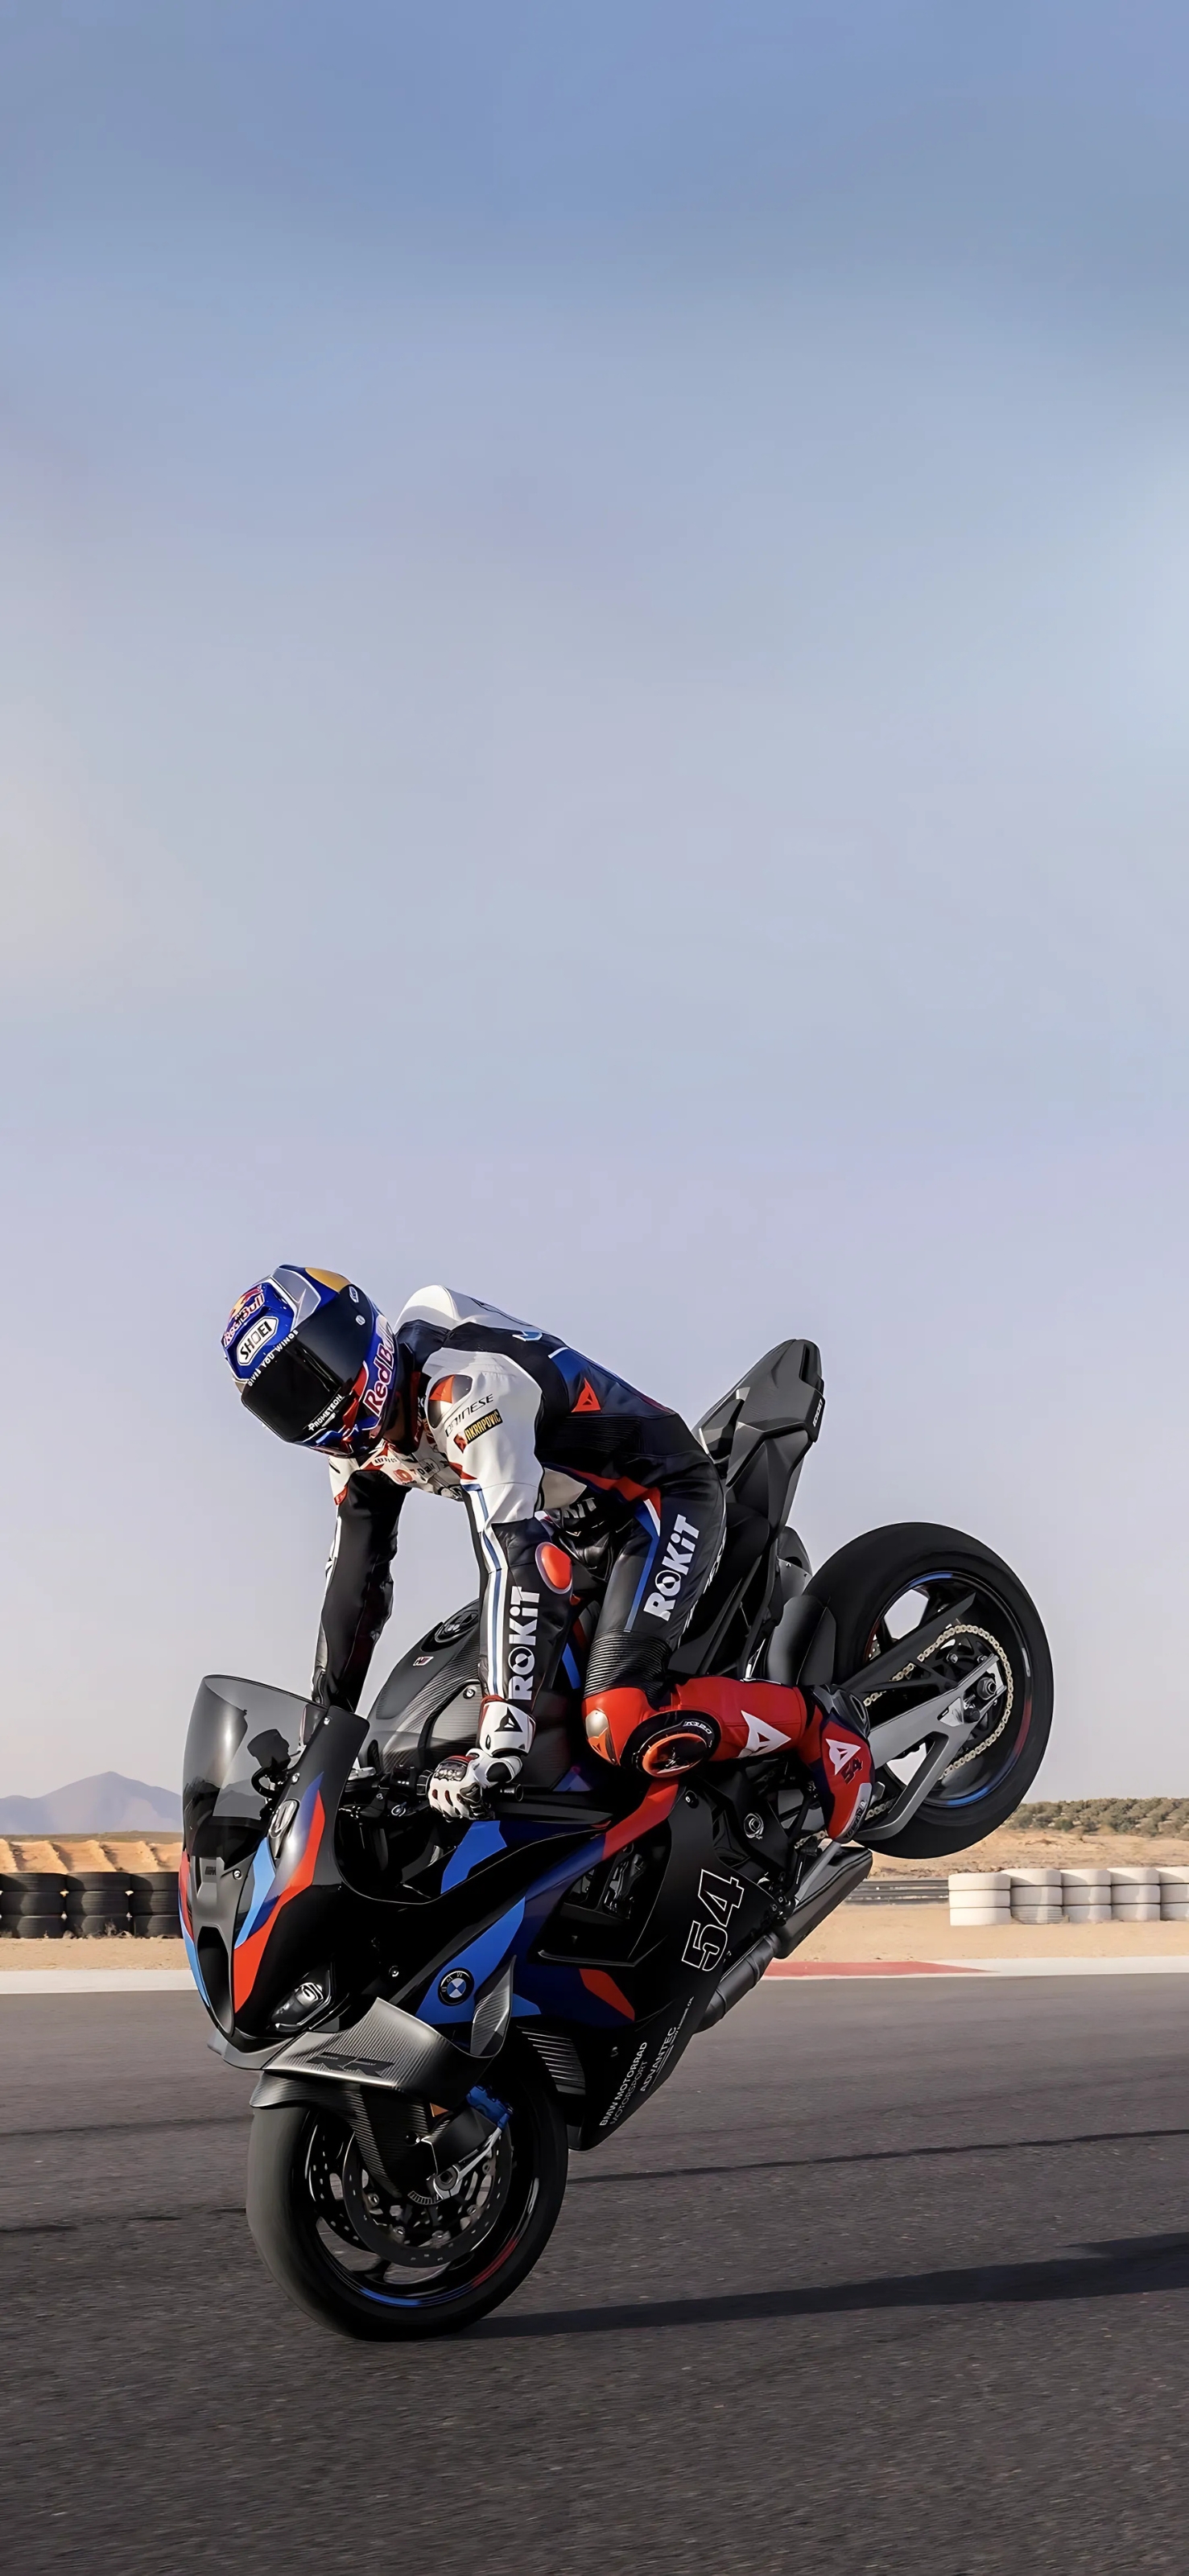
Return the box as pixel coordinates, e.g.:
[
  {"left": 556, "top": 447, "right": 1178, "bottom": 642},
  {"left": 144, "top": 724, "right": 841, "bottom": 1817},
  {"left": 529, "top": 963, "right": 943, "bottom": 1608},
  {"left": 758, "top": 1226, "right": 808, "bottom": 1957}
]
[{"left": 181, "top": 1337, "right": 1052, "bottom": 2339}]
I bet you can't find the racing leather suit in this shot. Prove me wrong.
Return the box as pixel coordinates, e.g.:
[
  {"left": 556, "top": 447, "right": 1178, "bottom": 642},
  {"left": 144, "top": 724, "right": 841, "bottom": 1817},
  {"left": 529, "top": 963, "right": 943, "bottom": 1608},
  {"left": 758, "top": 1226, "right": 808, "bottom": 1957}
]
[
  {"left": 312, "top": 1286, "right": 871, "bottom": 1831},
  {"left": 312, "top": 1287, "right": 723, "bottom": 1766}
]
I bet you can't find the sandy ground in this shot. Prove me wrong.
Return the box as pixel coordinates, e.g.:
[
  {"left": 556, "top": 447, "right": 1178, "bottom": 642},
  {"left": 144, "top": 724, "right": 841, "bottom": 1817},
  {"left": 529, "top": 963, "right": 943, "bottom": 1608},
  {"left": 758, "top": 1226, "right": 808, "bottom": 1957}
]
[
  {"left": 871, "top": 1827, "right": 1189, "bottom": 1875},
  {"left": 795, "top": 1904, "right": 1189, "bottom": 1960},
  {"left": 0, "top": 1835, "right": 180, "bottom": 1872},
  {"left": 0, "top": 1937, "right": 187, "bottom": 1967}
]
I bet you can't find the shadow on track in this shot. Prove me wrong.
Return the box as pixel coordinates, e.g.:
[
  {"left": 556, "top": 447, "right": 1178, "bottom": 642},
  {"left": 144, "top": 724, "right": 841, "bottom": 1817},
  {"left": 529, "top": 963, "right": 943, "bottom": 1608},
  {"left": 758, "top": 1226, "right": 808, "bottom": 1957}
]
[
  {"left": 572, "top": 2123, "right": 1189, "bottom": 2189},
  {"left": 476, "top": 2230, "right": 1189, "bottom": 2338}
]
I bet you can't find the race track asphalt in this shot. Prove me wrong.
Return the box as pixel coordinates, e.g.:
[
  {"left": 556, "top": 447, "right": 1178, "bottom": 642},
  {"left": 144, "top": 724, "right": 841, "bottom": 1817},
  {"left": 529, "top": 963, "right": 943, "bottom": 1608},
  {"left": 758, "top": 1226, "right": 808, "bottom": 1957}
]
[{"left": 4, "top": 1978, "right": 1189, "bottom": 2575}]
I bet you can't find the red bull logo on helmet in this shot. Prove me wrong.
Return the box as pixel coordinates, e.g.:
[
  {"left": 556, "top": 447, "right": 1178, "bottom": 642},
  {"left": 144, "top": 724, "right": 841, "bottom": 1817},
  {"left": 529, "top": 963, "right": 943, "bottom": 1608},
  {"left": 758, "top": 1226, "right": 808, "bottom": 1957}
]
[{"left": 222, "top": 1284, "right": 266, "bottom": 1351}]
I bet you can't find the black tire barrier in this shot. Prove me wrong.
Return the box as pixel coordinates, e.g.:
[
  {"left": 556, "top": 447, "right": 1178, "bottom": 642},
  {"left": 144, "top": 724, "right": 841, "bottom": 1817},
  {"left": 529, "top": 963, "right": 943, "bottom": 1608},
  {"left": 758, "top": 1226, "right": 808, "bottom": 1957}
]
[
  {"left": 71, "top": 1888, "right": 133, "bottom": 1917},
  {"left": 4, "top": 1875, "right": 68, "bottom": 1915},
  {"left": 14, "top": 1914, "right": 68, "bottom": 1939},
  {"left": 129, "top": 1872, "right": 178, "bottom": 1905},
  {"left": 131, "top": 1912, "right": 181, "bottom": 1937},
  {"left": 72, "top": 1915, "right": 130, "bottom": 1938}
]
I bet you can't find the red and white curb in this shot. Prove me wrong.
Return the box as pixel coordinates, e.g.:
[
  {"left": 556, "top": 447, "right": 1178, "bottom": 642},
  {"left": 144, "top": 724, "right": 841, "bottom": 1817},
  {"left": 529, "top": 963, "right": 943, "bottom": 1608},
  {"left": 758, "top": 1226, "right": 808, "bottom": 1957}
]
[{"left": 763, "top": 1956, "right": 1189, "bottom": 1980}]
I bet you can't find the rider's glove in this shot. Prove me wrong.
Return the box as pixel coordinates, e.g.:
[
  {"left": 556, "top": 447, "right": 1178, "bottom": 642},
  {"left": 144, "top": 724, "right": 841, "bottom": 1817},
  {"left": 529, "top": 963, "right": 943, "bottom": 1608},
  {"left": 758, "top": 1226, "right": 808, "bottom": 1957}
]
[{"left": 427, "top": 1699, "right": 535, "bottom": 1821}]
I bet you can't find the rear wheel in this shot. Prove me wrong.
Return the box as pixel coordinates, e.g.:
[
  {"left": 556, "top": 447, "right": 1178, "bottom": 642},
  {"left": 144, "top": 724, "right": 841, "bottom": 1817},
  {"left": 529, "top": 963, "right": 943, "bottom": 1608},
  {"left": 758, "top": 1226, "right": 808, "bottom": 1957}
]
[
  {"left": 804, "top": 1522, "right": 1052, "bottom": 1860},
  {"left": 246, "top": 2041, "right": 568, "bottom": 2340}
]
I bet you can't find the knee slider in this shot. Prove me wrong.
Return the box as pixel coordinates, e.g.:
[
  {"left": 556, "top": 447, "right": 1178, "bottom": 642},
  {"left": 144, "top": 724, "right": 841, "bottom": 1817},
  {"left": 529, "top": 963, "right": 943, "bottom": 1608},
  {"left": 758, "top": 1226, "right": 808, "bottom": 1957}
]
[{"left": 583, "top": 1687, "right": 720, "bottom": 1774}]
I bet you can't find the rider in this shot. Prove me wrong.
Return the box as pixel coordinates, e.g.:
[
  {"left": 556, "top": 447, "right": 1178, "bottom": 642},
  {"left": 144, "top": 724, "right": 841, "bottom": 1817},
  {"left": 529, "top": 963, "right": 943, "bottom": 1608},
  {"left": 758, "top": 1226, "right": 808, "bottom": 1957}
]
[{"left": 222, "top": 1269, "right": 873, "bottom": 1833}]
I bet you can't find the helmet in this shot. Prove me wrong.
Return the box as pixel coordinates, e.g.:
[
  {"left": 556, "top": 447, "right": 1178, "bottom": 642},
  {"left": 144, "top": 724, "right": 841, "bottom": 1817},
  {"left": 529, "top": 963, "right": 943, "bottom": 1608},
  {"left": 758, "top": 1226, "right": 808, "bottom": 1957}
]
[{"left": 222, "top": 1266, "right": 396, "bottom": 1457}]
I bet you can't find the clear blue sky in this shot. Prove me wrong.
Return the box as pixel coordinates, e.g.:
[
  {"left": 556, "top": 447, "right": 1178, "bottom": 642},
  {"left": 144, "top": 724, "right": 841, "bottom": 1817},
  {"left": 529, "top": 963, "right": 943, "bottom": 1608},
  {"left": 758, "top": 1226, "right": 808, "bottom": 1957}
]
[{"left": 2, "top": 4, "right": 1187, "bottom": 1795}]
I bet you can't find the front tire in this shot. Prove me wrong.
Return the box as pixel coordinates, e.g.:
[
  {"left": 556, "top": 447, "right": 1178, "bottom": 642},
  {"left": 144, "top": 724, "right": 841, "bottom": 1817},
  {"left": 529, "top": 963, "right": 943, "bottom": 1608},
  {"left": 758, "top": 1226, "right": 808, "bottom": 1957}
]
[
  {"left": 804, "top": 1521, "right": 1053, "bottom": 1860},
  {"left": 246, "top": 2042, "right": 569, "bottom": 2340}
]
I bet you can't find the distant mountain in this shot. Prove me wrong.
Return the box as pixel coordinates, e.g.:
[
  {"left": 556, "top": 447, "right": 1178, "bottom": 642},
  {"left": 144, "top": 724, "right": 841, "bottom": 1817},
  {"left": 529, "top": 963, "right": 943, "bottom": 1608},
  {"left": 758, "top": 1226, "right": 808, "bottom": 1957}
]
[{"left": 0, "top": 1773, "right": 181, "bottom": 1833}]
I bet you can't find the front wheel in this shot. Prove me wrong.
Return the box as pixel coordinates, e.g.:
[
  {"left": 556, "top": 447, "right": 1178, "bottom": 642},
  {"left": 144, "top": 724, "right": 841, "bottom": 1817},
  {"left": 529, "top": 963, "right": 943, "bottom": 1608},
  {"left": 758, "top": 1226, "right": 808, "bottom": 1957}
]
[
  {"left": 246, "top": 2042, "right": 569, "bottom": 2340},
  {"left": 803, "top": 1521, "right": 1053, "bottom": 1860}
]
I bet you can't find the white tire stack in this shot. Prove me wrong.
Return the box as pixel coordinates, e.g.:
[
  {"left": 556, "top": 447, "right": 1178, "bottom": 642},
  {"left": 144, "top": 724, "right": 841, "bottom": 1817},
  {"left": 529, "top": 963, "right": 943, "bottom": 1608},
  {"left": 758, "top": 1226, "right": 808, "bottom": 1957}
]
[
  {"left": 1158, "top": 1867, "right": 1189, "bottom": 1921},
  {"left": 1061, "top": 1867, "right": 1112, "bottom": 1923},
  {"left": 1111, "top": 1865, "right": 1160, "bottom": 1922},
  {"left": 1009, "top": 1868, "right": 1063, "bottom": 1924},
  {"left": 947, "top": 1870, "right": 1010, "bottom": 1927}
]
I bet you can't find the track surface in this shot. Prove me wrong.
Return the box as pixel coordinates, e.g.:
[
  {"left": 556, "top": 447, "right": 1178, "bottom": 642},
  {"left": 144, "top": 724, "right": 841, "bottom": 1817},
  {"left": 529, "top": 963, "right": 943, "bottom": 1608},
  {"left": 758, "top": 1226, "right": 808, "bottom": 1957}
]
[{"left": 4, "top": 1983, "right": 1189, "bottom": 2574}]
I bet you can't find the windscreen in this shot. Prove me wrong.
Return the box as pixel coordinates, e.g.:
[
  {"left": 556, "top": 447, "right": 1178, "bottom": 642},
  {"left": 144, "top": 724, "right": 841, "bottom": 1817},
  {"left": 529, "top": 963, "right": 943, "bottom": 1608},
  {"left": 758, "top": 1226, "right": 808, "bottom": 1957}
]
[{"left": 182, "top": 1674, "right": 309, "bottom": 1864}]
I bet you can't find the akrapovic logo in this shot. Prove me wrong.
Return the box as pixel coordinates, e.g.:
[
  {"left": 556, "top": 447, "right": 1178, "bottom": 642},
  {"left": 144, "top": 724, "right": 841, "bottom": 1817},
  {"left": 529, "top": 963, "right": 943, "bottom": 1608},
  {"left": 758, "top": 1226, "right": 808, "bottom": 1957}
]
[
  {"left": 507, "top": 1585, "right": 539, "bottom": 1699},
  {"left": 456, "top": 1407, "right": 502, "bottom": 1449},
  {"left": 643, "top": 1515, "right": 700, "bottom": 1623}
]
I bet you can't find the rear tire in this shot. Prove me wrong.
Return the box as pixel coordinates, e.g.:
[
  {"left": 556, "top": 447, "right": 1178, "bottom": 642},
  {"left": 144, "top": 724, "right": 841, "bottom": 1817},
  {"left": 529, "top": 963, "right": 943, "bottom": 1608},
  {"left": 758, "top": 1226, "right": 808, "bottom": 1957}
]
[
  {"left": 804, "top": 1521, "right": 1053, "bottom": 1859},
  {"left": 246, "top": 2041, "right": 568, "bottom": 2341}
]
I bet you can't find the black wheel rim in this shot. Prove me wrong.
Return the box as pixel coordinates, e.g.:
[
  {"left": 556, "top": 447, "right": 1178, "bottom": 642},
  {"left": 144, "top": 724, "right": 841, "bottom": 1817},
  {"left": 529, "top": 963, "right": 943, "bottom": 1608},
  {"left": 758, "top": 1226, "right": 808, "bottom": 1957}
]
[
  {"left": 296, "top": 2079, "right": 539, "bottom": 2315},
  {"left": 860, "top": 1567, "right": 1034, "bottom": 1818}
]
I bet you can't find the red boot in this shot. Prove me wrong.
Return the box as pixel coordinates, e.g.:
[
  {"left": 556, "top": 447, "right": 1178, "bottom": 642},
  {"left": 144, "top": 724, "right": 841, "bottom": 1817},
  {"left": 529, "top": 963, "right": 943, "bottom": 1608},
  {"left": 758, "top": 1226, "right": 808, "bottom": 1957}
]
[
  {"left": 799, "top": 1687, "right": 873, "bottom": 1838},
  {"left": 582, "top": 1674, "right": 873, "bottom": 1840},
  {"left": 583, "top": 1676, "right": 811, "bottom": 1776}
]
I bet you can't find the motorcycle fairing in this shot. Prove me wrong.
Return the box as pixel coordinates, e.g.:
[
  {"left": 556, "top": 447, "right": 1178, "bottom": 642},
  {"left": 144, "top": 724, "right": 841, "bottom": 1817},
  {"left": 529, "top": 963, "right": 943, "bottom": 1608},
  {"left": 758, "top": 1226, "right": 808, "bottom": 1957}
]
[
  {"left": 182, "top": 1682, "right": 366, "bottom": 2038},
  {"left": 231, "top": 1773, "right": 328, "bottom": 2014},
  {"left": 403, "top": 1779, "right": 776, "bottom": 2141}
]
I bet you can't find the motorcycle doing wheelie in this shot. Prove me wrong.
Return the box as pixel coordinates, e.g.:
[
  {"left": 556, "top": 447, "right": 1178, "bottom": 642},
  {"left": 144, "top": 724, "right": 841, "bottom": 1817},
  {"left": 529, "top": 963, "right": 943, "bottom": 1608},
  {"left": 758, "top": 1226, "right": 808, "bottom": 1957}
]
[{"left": 180, "top": 1337, "right": 1052, "bottom": 2339}]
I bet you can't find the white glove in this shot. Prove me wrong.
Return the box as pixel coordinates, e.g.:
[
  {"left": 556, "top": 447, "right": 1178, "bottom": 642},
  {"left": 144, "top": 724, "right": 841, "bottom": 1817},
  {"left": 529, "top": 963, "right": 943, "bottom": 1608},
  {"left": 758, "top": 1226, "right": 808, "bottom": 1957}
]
[{"left": 427, "top": 1700, "right": 535, "bottom": 1821}]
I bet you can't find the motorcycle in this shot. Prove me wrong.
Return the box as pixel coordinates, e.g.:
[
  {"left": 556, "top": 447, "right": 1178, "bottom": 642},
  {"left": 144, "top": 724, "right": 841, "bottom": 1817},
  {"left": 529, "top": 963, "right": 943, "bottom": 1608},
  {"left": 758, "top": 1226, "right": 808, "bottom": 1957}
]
[{"left": 181, "top": 1336, "right": 1051, "bottom": 2339}]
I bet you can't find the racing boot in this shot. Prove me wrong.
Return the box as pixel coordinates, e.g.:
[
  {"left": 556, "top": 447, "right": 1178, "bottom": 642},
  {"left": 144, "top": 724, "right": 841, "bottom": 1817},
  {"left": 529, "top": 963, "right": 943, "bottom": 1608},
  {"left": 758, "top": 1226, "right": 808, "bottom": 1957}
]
[
  {"left": 584, "top": 1676, "right": 816, "bottom": 1777},
  {"left": 584, "top": 1674, "right": 873, "bottom": 1838},
  {"left": 799, "top": 1685, "right": 873, "bottom": 1839}
]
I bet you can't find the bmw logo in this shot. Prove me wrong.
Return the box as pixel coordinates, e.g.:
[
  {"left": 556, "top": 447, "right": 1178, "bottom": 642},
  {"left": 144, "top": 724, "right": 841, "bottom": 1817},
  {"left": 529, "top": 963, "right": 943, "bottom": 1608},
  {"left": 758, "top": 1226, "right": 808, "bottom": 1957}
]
[{"left": 438, "top": 1969, "right": 474, "bottom": 2004}]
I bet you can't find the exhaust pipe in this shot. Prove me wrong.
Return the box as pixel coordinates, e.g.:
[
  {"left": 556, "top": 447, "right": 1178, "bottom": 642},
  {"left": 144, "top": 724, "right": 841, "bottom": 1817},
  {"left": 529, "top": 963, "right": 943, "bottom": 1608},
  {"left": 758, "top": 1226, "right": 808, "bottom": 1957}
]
[{"left": 699, "top": 1844, "right": 873, "bottom": 2029}]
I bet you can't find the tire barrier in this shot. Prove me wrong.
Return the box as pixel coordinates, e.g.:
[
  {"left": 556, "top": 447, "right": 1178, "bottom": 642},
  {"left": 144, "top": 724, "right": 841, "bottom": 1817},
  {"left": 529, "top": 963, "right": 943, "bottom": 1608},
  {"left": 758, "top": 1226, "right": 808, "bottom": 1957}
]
[
  {"left": 129, "top": 1868, "right": 180, "bottom": 1938},
  {"left": 1, "top": 1872, "right": 68, "bottom": 1937},
  {"left": 65, "top": 1870, "right": 132, "bottom": 1938},
  {"left": 1158, "top": 1868, "right": 1189, "bottom": 1920},
  {"left": 947, "top": 1870, "right": 1010, "bottom": 1927},
  {"left": 1009, "top": 1868, "right": 1063, "bottom": 1925},
  {"left": 951, "top": 1864, "right": 1189, "bottom": 1925},
  {"left": 0, "top": 1859, "right": 182, "bottom": 1939},
  {"left": 1061, "top": 1867, "right": 1112, "bottom": 1923},
  {"left": 1110, "top": 1865, "right": 1160, "bottom": 1922}
]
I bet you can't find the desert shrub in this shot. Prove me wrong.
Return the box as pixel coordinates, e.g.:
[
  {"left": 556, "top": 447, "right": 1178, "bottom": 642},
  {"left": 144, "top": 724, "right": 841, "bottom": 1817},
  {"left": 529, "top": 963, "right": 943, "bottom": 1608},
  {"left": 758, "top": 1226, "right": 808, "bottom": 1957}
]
[{"left": 1018, "top": 1798, "right": 1189, "bottom": 1835}]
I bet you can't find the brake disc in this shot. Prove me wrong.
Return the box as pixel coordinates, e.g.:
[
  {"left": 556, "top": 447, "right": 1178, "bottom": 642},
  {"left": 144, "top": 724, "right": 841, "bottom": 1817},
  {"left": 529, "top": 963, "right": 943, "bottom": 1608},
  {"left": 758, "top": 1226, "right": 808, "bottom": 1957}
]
[{"left": 337, "top": 2124, "right": 513, "bottom": 2269}]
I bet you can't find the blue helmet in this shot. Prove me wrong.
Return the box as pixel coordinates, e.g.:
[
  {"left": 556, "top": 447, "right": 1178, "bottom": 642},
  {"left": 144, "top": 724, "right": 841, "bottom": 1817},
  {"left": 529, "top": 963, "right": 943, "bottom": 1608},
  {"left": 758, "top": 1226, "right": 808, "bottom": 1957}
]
[{"left": 223, "top": 1266, "right": 396, "bottom": 1458}]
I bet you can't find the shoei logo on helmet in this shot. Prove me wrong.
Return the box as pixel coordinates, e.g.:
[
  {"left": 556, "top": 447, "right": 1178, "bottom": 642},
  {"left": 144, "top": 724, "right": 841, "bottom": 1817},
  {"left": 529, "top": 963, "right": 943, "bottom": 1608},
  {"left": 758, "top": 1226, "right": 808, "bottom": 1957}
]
[{"left": 236, "top": 1314, "right": 278, "bottom": 1369}]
